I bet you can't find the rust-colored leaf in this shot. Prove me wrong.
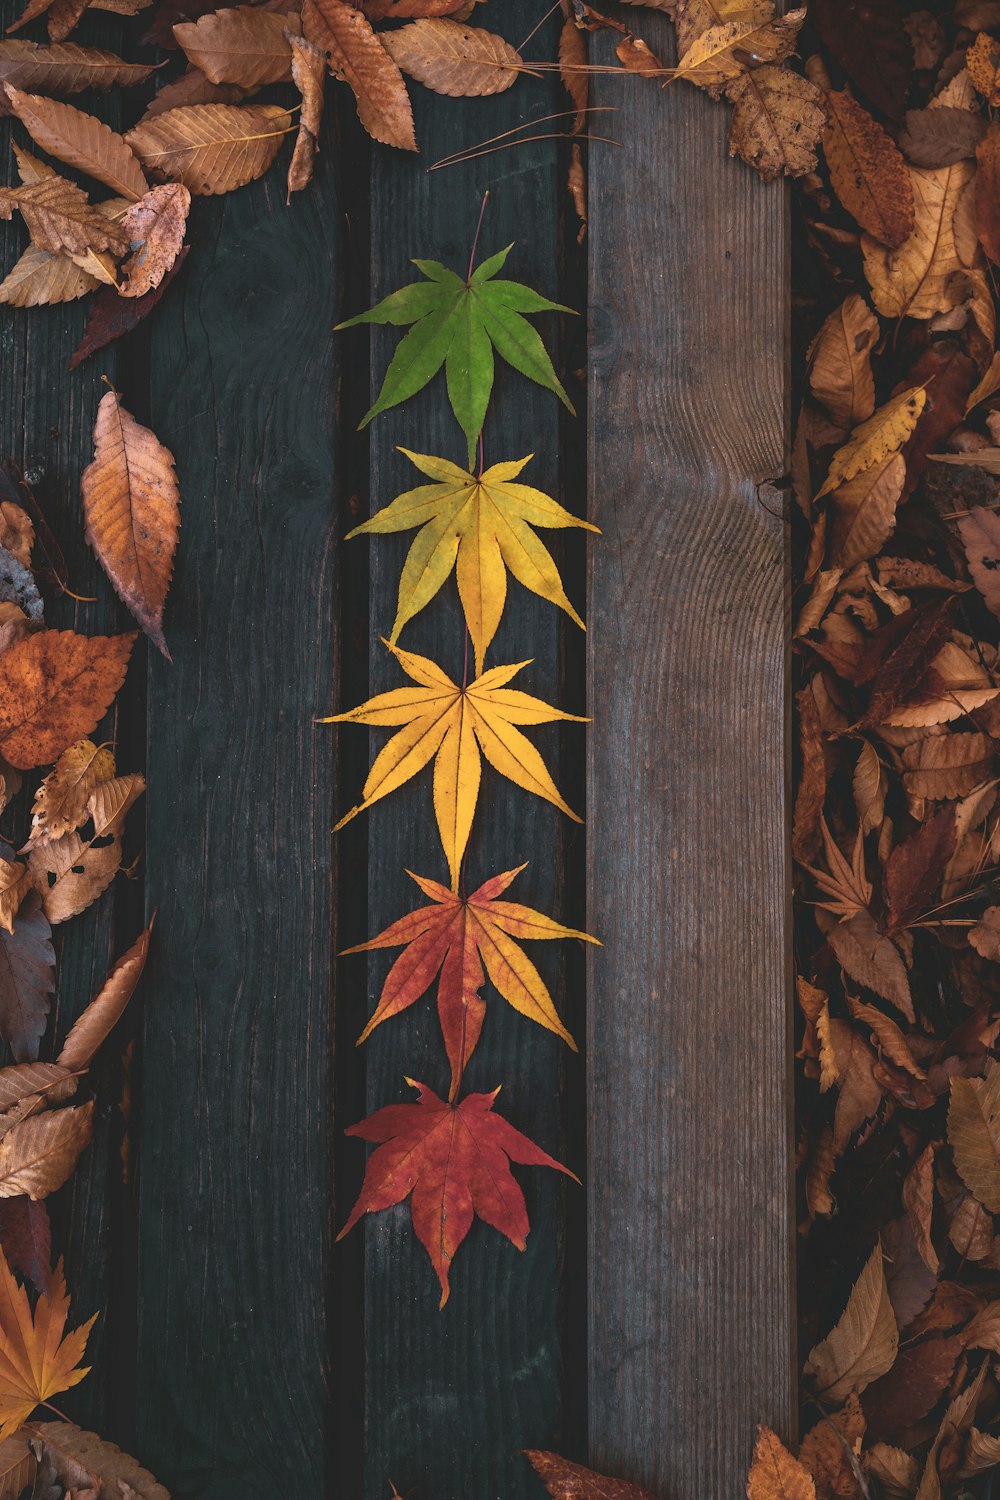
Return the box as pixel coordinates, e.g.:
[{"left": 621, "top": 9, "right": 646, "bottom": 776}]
[
  {"left": 746, "top": 1426, "right": 816, "bottom": 1500},
  {"left": 303, "top": 0, "right": 416, "bottom": 150},
  {"left": 68, "top": 244, "right": 189, "bottom": 368},
  {"left": 124, "top": 101, "right": 293, "bottom": 194},
  {"left": 0, "top": 630, "right": 134, "bottom": 770},
  {"left": 173, "top": 4, "right": 301, "bottom": 85},
  {"left": 822, "top": 89, "right": 914, "bottom": 248},
  {"left": 525, "top": 1450, "right": 654, "bottom": 1499},
  {"left": 0, "top": 1101, "right": 92, "bottom": 1200},
  {"left": 0, "top": 1252, "right": 94, "bottom": 1438},
  {"left": 118, "top": 182, "right": 190, "bottom": 297}
]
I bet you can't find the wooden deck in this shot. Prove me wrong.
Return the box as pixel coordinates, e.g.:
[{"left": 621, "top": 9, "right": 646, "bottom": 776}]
[{"left": 0, "top": 2, "right": 794, "bottom": 1495}]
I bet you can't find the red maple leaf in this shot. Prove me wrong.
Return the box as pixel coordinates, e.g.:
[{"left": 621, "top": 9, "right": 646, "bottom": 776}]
[
  {"left": 344, "top": 865, "right": 598, "bottom": 1099},
  {"left": 338, "top": 1080, "right": 578, "bottom": 1306}
]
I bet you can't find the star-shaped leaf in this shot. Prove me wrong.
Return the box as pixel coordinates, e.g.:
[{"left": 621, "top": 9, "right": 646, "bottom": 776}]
[
  {"left": 345, "top": 864, "right": 599, "bottom": 1098},
  {"left": 321, "top": 643, "right": 584, "bottom": 888},
  {"left": 0, "top": 1249, "right": 95, "bottom": 1439},
  {"left": 348, "top": 448, "right": 599, "bottom": 672},
  {"left": 338, "top": 1079, "right": 577, "bottom": 1306},
  {"left": 336, "top": 244, "right": 575, "bottom": 465}
]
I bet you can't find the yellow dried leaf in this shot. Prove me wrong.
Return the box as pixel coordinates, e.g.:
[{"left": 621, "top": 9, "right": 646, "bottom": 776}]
[
  {"left": 816, "top": 387, "right": 926, "bottom": 499},
  {"left": 804, "top": 1240, "right": 898, "bottom": 1403},
  {"left": 727, "top": 67, "right": 825, "bottom": 183}
]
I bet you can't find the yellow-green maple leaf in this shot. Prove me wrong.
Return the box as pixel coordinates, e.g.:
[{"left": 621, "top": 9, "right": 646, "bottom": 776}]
[
  {"left": 320, "top": 642, "right": 584, "bottom": 888},
  {"left": 348, "top": 449, "right": 599, "bottom": 673}
]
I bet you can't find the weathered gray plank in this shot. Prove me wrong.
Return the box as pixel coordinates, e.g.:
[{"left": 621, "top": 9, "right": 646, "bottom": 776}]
[
  {"left": 586, "top": 24, "right": 795, "bottom": 1498},
  {"left": 137, "top": 147, "right": 340, "bottom": 1495}
]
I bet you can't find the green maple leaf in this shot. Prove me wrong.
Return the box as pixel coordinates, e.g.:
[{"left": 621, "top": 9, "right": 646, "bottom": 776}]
[{"left": 336, "top": 245, "right": 575, "bottom": 465}]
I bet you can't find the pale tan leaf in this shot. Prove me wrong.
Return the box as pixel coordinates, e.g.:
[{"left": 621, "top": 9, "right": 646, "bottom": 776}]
[
  {"left": 969, "top": 905, "right": 1000, "bottom": 960},
  {"left": 958, "top": 506, "right": 1000, "bottom": 618},
  {"left": 173, "top": 5, "right": 301, "bottom": 86},
  {"left": 863, "top": 159, "right": 975, "bottom": 321},
  {"left": 0, "top": 176, "right": 128, "bottom": 259},
  {"left": 25, "top": 738, "right": 114, "bottom": 850},
  {"left": 53, "top": 924, "right": 150, "bottom": 1099},
  {"left": 81, "top": 389, "right": 180, "bottom": 653},
  {"left": 903, "top": 1144, "right": 939, "bottom": 1274},
  {"left": 86, "top": 771, "right": 144, "bottom": 836},
  {"left": 382, "top": 17, "right": 520, "bottom": 96},
  {"left": 119, "top": 182, "right": 189, "bottom": 297},
  {"left": 0, "top": 241, "right": 100, "bottom": 305},
  {"left": 865, "top": 1444, "right": 919, "bottom": 1499},
  {"left": 902, "top": 731, "right": 995, "bottom": 800},
  {"left": 949, "top": 1064, "right": 1000, "bottom": 1211},
  {"left": 806, "top": 293, "right": 879, "bottom": 431},
  {"left": 27, "top": 774, "right": 143, "bottom": 925},
  {"left": 3, "top": 85, "right": 147, "bottom": 200},
  {"left": 124, "top": 102, "right": 292, "bottom": 195},
  {"left": 804, "top": 1240, "right": 898, "bottom": 1403},
  {"left": 303, "top": 0, "right": 416, "bottom": 150},
  {"left": 142, "top": 66, "right": 249, "bottom": 121},
  {"left": 828, "top": 452, "right": 905, "bottom": 569},
  {"left": 0, "top": 1100, "right": 92, "bottom": 1198},
  {"left": 674, "top": 7, "right": 806, "bottom": 94},
  {"left": 727, "top": 66, "right": 825, "bottom": 184}
]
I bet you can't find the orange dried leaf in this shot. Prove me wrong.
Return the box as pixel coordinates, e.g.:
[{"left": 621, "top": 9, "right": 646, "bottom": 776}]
[
  {"left": 173, "top": 5, "right": 301, "bottom": 86},
  {"left": 3, "top": 85, "right": 148, "bottom": 200},
  {"left": 746, "top": 1426, "right": 816, "bottom": 1500},
  {"left": 303, "top": 0, "right": 416, "bottom": 150},
  {"left": 124, "top": 102, "right": 292, "bottom": 195},
  {"left": 0, "top": 630, "right": 135, "bottom": 770},
  {"left": 822, "top": 89, "right": 914, "bottom": 248},
  {"left": 803, "top": 1240, "right": 898, "bottom": 1402},
  {"left": 119, "top": 182, "right": 190, "bottom": 297},
  {"left": 0, "top": 1251, "right": 95, "bottom": 1439}
]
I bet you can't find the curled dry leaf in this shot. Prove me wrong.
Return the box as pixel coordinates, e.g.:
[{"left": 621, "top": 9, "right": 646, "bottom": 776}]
[
  {"left": 29, "top": 1421, "right": 169, "bottom": 1500},
  {"left": 173, "top": 4, "right": 301, "bottom": 86},
  {"left": 807, "top": 293, "right": 878, "bottom": 432},
  {"left": 746, "top": 1426, "right": 815, "bottom": 1500},
  {"left": 0, "top": 629, "right": 134, "bottom": 771},
  {"left": 957, "top": 506, "right": 1000, "bottom": 618},
  {"left": 25, "top": 737, "right": 115, "bottom": 849},
  {"left": 0, "top": 176, "right": 128, "bottom": 262},
  {"left": 0, "top": 1100, "right": 93, "bottom": 1199},
  {"left": 28, "top": 772, "right": 145, "bottom": 923},
  {"left": 863, "top": 158, "right": 975, "bottom": 322},
  {"left": 0, "top": 1253, "right": 94, "bottom": 1439},
  {"left": 673, "top": 7, "right": 806, "bottom": 96},
  {"left": 0, "top": 40, "right": 155, "bottom": 95},
  {"left": 559, "top": 14, "right": 587, "bottom": 133},
  {"left": 303, "top": 0, "right": 416, "bottom": 150},
  {"left": 119, "top": 181, "right": 190, "bottom": 297},
  {"left": 125, "top": 102, "right": 293, "bottom": 194},
  {"left": 803, "top": 1240, "right": 899, "bottom": 1403},
  {"left": 3, "top": 85, "right": 148, "bottom": 201},
  {"left": 524, "top": 1450, "right": 654, "bottom": 1499},
  {"left": 726, "top": 67, "right": 825, "bottom": 184},
  {"left": 82, "top": 389, "right": 180, "bottom": 654},
  {"left": 0, "top": 855, "right": 28, "bottom": 938},
  {"left": 286, "top": 30, "right": 324, "bottom": 198},
  {"left": 822, "top": 89, "right": 914, "bottom": 249},
  {"left": 381, "top": 18, "right": 521, "bottom": 96},
  {"left": 55, "top": 922, "right": 151, "bottom": 1096}
]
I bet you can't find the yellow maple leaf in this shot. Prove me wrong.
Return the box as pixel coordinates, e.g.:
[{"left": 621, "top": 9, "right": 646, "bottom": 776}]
[
  {"left": 0, "top": 1252, "right": 95, "bottom": 1439},
  {"left": 321, "top": 643, "right": 584, "bottom": 888},
  {"left": 347, "top": 449, "right": 598, "bottom": 674}
]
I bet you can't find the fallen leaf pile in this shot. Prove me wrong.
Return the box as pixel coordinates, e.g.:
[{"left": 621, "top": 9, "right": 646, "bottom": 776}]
[{"left": 792, "top": 3, "right": 1000, "bottom": 1494}]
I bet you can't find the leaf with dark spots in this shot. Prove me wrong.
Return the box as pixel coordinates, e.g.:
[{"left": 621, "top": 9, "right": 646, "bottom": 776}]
[
  {"left": 0, "top": 891, "right": 53, "bottom": 1063},
  {"left": 0, "top": 546, "right": 41, "bottom": 624},
  {"left": 69, "top": 245, "right": 188, "bottom": 371},
  {"left": 0, "top": 1197, "right": 51, "bottom": 1295},
  {"left": 884, "top": 805, "right": 957, "bottom": 933},
  {"left": 811, "top": 0, "right": 913, "bottom": 120}
]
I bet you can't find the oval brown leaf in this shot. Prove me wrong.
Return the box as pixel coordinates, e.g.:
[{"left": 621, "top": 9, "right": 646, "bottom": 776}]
[
  {"left": 125, "top": 101, "right": 292, "bottom": 194},
  {"left": 822, "top": 88, "right": 914, "bottom": 248},
  {"left": 0, "top": 241, "right": 101, "bottom": 306},
  {"left": 0, "top": 1062, "right": 69, "bottom": 1111},
  {"left": 806, "top": 293, "right": 878, "bottom": 431},
  {"left": 3, "top": 85, "right": 148, "bottom": 200},
  {"left": 949, "top": 1065, "right": 1000, "bottom": 1212},
  {"left": 28, "top": 773, "right": 144, "bottom": 924},
  {"left": 0, "top": 1196, "right": 51, "bottom": 1294},
  {"left": 803, "top": 1240, "right": 899, "bottom": 1403},
  {"left": 56, "top": 922, "right": 151, "bottom": 1092},
  {"left": 381, "top": 17, "right": 521, "bottom": 96},
  {"left": 0, "top": 40, "right": 155, "bottom": 94},
  {"left": 141, "top": 66, "right": 249, "bottom": 120},
  {"left": 82, "top": 390, "right": 180, "bottom": 652},
  {"left": 0, "top": 1099, "right": 93, "bottom": 1199},
  {"left": 119, "top": 181, "right": 189, "bottom": 297},
  {"left": 173, "top": 4, "right": 301, "bottom": 86},
  {"left": 303, "top": 0, "right": 416, "bottom": 150},
  {"left": 525, "top": 1450, "right": 655, "bottom": 1499},
  {"left": 0, "top": 629, "right": 135, "bottom": 770}
]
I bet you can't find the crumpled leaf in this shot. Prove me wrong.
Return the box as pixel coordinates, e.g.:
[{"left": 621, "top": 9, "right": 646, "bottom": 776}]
[
  {"left": 125, "top": 102, "right": 292, "bottom": 195},
  {"left": 727, "top": 66, "right": 825, "bottom": 184},
  {"left": 336, "top": 244, "right": 574, "bottom": 466},
  {"left": 863, "top": 156, "right": 975, "bottom": 322},
  {"left": 3, "top": 85, "right": 148, "bottom": 200},
  {"left": 323, "top": 643, "right": 583, "bottom": 888},
  {"left": 524, "top": 1450, "right": 654, "bottom": 1499},
  {"left": 0, "top": 176, "right": 128, "bottom": 262},
  {"left": 958, "top": 506, "right": 1000, "bottom": 618},
  {"left": 673, "top": 6, "right": 806, "bottom": 96},
  {"left": 173, "top": 4, "right": 300, "bottom": 86},
  {"left": 82, "top": 389, "right": 180, "bottom": 655},
  {"left": 25, "top": 738, "right": 115, "bottom": 850},
  {"left": 804, "top": 1240, "right": 899, "bottom": 1403},
  {"left": 29, "top": 1421, "right": 169, "bottom": 1500},
  {"left": 0, "top": 1252, "right": 95, "bottom": 1439},
  {"left": 118, "top": 182, "right": 190, "bottom": 297},
  {"left": 286, "top": 31, "right": 324, "bottom": 198},
  {"left": 338, "top": 1078, "right": 576, "bottom": 1306},
  {"left": 54, "top": 922, "right": 151, "bottom": 1098},
  {"left": 28, "top": 772, "right": 145, "bottom": 923},
  {"left": 382, "top": 18, "right": 521, "bottom": 97},
  {"left": 0, "top": 630, "right": 134, "bottom": 771},
  {"left": 345, "top": 865, "right": 596, "bottom": 1098},
  {"left": 303, "top": 0, "right": 415, "bottom": 151},
  {"left": 349, "top": 448, "right": 597, "bottom": 672}
]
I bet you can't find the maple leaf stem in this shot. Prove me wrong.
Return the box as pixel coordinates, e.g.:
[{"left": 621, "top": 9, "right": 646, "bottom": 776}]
[
  {"left": 40, "top": 1400, "right": 70, "bottom": 1422},
  {"left": 467, "top": 189, "right": 490, "bottom": 283}
]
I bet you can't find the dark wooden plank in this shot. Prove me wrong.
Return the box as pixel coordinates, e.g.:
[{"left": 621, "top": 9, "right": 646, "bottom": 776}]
[
  {"left": 585, "top": 22, "right": 795, "bottom": 1499},
  {"left": 0, "top": 28, "right": 143, "bottom": 1439},
  {"left": 136, "top": 149, "right": 340, "bottom": 1494},
  {"left": 348, "top": 21, "right": 585, "bottom": 1495}
]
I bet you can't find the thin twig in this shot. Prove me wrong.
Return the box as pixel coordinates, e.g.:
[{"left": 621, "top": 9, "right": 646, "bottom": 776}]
[{"left": 430, "top": 131, "right": 623, "bottom": 172}]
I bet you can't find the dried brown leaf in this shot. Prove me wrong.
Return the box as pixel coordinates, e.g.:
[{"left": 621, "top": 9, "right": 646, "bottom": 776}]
[
  {"left": 303, "top": 0, "right": 415, "bottom": 150},
  {"left": 286, "top": 30, "right": 324, "bottom": 197},
  {"left": 173, "top": 4, "right": 301, "bottom": 85},
  {"left": 119, "top": 182, "right": 189, "bottom": 297},
  {"left": 125, "top": 101, "right": 292, "bottom": 195},
  {"left": 382, "top": 17, "right": 520, "bottom": 96},
  {"left": 3, "top": 86, "right": 148, "bottom": 200},
  {"left": 0, "top": 1100, "right": 92, "bottom": 1199},
  {"left": 949, "top": 1063, "right": 1000, "bottom": 1212},
  {"left": 727, "top": 67, "right": 825, "bottom": 184}
]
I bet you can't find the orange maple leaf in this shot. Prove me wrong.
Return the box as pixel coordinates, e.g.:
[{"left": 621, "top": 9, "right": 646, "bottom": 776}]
[
  {"left": 0, "top": 1250, "right": 95, "bottom": 1439},
  {"left": 345, "top": 865, "right": 599, "bottom": 1099}
]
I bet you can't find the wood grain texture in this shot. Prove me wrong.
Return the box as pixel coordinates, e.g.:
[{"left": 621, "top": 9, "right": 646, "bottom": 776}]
[
  {"left": 0, "top": 16, "right": 141, "bottom": 1441},
  {"left": 136, "top": 144, "right": 339, "bottom": 1495},
  {"left": 349, "top": 17, "right": 585, "bottom": 1494},
  {"left": 585, "top": 21, "right": 795, "bottom": 1499}
]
